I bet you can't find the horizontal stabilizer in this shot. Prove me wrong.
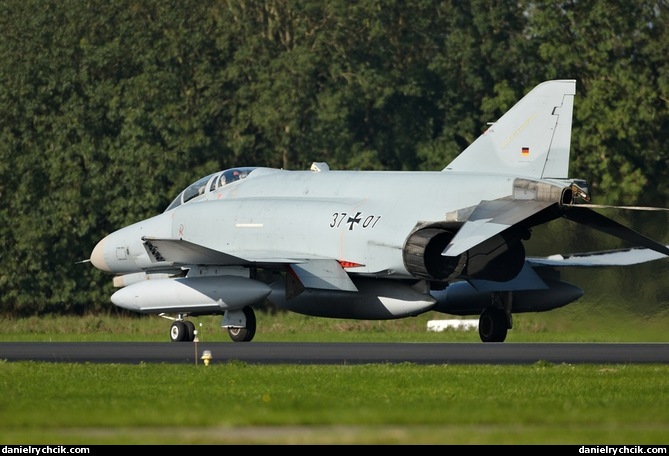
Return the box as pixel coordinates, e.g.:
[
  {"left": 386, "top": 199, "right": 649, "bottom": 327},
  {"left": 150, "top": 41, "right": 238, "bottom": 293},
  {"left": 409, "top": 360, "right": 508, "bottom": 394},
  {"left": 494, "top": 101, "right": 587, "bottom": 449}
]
[
  {"left": 528, "top": 246, "right": 669, "bottom": 267},
  {"left": 563, "top": 207, "right": 669, "bottom": 257}
]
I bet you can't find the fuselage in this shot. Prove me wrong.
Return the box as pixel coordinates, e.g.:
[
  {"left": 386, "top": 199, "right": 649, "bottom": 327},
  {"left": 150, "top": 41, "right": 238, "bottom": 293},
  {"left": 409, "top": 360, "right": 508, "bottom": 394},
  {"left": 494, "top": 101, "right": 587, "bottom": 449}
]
[{"left": 90, "top": 167, "right": 563, "bottom": 279}]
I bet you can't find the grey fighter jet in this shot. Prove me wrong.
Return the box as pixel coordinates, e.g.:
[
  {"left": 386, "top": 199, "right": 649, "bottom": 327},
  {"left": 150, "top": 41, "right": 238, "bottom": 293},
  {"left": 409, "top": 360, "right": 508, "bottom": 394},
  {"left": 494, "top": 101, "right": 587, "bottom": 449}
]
[{"left": 89, "top": 80, "right": 669, "bottom": 343}]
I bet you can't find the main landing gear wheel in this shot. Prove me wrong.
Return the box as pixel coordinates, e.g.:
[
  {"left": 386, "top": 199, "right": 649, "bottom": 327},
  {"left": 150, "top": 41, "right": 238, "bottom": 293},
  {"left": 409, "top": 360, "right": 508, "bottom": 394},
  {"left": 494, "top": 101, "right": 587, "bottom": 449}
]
[
  {"left": 228, "top": 306, "right": 256, "bottom": 342},
  {"left": 478, "top": 307, "right": 508, "bottom": 343},
  {"left": 170, "top": 320, "right": 196, "bottom": 342},
  {"left": 183, "top": 321, "right": 196, "bottom": 341}
]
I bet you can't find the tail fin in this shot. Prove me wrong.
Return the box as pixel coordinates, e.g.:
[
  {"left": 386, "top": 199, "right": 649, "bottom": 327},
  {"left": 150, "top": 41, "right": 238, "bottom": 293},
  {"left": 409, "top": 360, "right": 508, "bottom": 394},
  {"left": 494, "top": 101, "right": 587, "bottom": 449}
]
[{"left": 443, "top": 80, "right": 575, "bottom": 179}]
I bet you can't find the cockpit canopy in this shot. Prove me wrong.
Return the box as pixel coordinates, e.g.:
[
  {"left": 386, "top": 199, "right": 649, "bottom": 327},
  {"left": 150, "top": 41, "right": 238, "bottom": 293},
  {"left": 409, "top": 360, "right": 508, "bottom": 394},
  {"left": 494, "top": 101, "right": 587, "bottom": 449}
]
[{"left": 165, "top": 167, "right": 257, "bottom": 212}]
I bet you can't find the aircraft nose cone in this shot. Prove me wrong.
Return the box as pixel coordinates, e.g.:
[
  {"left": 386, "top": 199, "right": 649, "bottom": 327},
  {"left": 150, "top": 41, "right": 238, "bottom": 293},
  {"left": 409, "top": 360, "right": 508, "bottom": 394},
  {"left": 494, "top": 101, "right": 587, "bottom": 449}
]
[{"left": 90, "top": 237, "right": 111, "bottom": 272}]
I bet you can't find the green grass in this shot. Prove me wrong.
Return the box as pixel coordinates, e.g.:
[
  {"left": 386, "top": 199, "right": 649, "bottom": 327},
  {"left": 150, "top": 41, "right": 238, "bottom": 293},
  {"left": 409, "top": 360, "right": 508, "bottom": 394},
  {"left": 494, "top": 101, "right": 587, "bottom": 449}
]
[
  {"left": 1, "top": 362, "right": 668, "bottom": 444},
  {"left": 2, "top": 301, "right": 668, "bottom": 343},
  {"left": 0, "top": 305, "right": 668, "bottom": 444}
]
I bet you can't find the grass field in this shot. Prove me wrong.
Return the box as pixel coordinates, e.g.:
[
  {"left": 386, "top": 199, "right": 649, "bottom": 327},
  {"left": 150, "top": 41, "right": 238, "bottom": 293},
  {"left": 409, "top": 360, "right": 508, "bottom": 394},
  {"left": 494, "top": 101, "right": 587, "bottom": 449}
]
[
  {"left": 1, "top": 305, "right": 668, "bottom": 445},
  {"left": 2, "top": 298, "right": 669, "bottom": 343}
]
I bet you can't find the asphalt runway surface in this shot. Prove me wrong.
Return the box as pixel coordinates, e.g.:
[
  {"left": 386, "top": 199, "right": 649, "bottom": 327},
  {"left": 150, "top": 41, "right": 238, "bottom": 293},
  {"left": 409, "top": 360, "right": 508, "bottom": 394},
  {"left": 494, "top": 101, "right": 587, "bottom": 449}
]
[{"left": 1, "top": 342, "right": 668, "bottom": 364}]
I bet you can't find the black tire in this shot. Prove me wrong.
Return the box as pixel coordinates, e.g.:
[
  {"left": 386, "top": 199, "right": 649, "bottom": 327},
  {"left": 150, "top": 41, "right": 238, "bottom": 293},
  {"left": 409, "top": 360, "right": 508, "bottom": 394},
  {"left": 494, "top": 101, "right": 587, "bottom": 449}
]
[
  {"left": 170, "top": 321, "right": 189, "bottom": 342},
  {"left": 478, "top": 307, "right": 508, "bottom": 343},
  {"left": 183, "top": 321, "right": 196, "bottom": 342},
  {"left": 227, "top": 307, "right": 257, "bottom": 342}
]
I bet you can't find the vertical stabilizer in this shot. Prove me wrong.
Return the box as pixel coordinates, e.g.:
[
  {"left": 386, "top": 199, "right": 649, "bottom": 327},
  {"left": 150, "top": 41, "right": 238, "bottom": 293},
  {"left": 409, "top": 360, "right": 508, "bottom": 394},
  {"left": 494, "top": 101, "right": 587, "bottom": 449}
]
[{"left": 443, "top": 80, "right": 575, "bottom": 179}]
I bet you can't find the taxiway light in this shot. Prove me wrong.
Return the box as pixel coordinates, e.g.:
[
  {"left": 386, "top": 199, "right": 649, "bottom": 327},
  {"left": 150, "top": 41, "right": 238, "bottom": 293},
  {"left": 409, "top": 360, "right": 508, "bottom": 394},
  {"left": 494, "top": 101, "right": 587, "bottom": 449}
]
[{"left": 201, "top": 350, "right": 212, "bottom": 366}]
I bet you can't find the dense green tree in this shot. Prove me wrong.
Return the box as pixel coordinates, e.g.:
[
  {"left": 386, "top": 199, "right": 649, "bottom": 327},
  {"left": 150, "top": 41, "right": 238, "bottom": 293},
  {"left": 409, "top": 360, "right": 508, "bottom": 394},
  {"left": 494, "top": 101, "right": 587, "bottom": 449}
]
[
  {"left": 424, "top": 0, "right": 540, "bottom": 169},
  {"left": 0, "top": 0, "right": 667, "bottom": 316},
  {"left": 525, "top": 0, "right": 669, "bottom": 205},
  {"left": 0, "top": 0, "right": 232, "bottom": 314},
  {"left": 220, "top": 0, "right": 450, "bottom": 171}
]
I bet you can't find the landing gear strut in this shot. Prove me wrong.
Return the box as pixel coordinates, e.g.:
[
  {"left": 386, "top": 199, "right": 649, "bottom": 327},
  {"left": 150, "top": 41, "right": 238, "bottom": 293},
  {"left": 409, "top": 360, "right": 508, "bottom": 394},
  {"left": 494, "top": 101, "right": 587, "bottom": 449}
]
[{"left": 225, "top": 306, "right": 256, "bottom": 342}]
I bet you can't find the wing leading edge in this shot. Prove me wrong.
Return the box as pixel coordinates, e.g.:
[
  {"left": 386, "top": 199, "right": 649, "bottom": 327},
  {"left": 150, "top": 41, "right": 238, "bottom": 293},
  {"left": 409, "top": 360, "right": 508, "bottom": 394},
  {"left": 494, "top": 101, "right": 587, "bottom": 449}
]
[{"left": 141, "top": 237, "right": 358, "bottom": 292}]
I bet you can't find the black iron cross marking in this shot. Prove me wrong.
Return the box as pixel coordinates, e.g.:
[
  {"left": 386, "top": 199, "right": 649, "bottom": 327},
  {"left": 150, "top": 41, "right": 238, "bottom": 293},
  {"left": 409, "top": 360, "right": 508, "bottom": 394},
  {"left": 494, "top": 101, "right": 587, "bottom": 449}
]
[{"left": 347, "top": 212, "right": 362, "bottom": 230}]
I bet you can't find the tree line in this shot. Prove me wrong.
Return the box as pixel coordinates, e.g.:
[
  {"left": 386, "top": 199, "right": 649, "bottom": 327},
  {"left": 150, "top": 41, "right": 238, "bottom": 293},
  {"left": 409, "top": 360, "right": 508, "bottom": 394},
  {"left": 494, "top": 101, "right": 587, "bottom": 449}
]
[{"left": 1, "top": 0, "right": 668, "bottom": 315}]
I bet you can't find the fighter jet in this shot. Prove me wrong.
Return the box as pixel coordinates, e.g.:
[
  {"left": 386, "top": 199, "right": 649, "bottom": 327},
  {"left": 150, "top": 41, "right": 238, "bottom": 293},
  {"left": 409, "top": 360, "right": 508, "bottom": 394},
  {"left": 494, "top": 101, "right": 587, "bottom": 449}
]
[{"left": 89, "top": 79, "right": 669, "bottom": 343}]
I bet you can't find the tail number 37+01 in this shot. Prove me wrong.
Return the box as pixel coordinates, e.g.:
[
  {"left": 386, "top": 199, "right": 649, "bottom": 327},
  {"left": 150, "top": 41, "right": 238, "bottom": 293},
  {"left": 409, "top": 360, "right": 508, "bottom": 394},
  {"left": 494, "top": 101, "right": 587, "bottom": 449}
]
[{"left": 330, "top": 212, "right": 381, "bottom": 231}]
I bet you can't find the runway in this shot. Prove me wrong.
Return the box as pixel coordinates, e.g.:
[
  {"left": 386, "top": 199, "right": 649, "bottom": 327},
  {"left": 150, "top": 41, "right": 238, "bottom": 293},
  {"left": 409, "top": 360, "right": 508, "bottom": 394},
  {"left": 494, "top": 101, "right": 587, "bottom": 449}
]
[{"left": 1, "top": 342, "right": 668, "bottom": 364}]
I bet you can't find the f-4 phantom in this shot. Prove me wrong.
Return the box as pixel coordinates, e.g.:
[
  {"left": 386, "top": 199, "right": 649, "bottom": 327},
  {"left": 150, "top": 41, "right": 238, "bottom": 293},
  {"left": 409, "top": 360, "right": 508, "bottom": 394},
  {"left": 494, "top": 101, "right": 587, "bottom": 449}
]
[{"left": 89, "top": 79, "right": 669, "bottom": 343}]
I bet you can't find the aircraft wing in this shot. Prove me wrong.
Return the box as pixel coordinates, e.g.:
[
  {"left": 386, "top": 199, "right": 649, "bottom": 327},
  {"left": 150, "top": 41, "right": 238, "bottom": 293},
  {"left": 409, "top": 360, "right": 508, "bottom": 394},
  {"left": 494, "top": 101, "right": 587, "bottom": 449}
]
[
  {"left": 441, "top": 199, "right": 554, "bottom": 257},
  {"left": 527, "top": 246, "right": 669, "bottom": 267},
  {"left": 142, "top": 237, "right": 358, "bottom": 292},
  {"left": 142, "top": 237, "right": 331, "bottom": 265},
  {"left": 143, "top": 237, "right": 254, "bottom": 266}
]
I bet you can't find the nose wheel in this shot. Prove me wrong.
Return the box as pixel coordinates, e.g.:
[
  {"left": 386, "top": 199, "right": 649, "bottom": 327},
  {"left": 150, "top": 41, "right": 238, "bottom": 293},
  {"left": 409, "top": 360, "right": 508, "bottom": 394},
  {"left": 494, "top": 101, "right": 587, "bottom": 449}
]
[{"left": 169, "top": 319, "right": 196, "bottom": 342}]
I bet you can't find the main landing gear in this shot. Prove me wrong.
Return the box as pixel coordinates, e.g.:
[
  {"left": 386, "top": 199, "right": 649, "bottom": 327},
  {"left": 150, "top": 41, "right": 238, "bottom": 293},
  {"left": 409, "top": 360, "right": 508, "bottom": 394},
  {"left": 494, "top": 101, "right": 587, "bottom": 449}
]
[
  {"left": 478, "top": 292, "right": 513, "bottom": 343},
  {"left": 167, "top": 306, "right": 257, "bottom": 343},
  {"left": 224, "top": 306, "right": 257, "bottom": 342}
]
